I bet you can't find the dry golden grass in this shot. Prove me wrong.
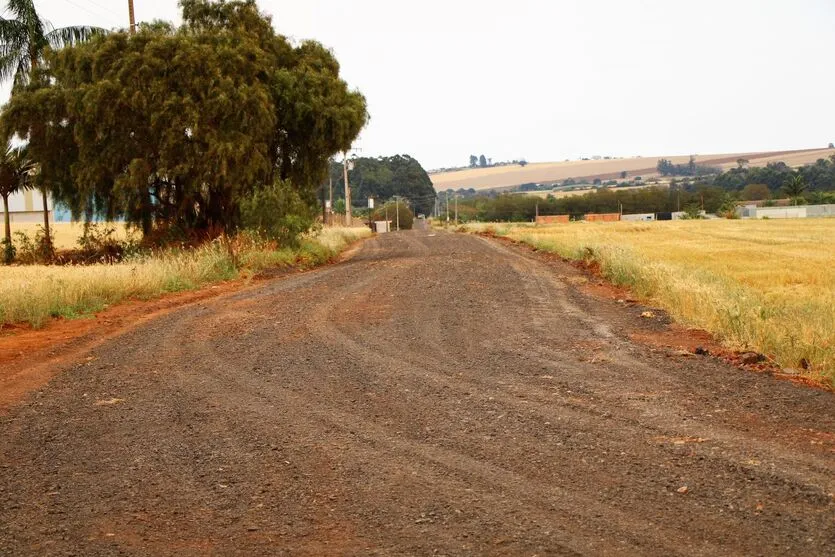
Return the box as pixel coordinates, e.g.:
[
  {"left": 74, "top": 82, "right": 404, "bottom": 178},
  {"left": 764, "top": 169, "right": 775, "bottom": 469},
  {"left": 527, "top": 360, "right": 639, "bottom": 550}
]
[
  {"left": 11, "top": 222, "right": 135, "bottom": 250},
  {"left": 466, "top": 219, "right": 835, "bottom": 385},
  {"left": 431, "top": 148, "right": 833, "bottom": 192},
  {"left": 0, "top": 226, "right": 371, "bottom": 328}
]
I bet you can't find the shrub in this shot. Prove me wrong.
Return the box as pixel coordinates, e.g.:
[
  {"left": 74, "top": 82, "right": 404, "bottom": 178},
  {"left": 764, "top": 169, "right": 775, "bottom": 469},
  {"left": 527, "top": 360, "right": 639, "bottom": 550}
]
[
  {"left": 13, "top": 226, "right": 53, "bottom": 264},
  {"left": 74, "top": 223, "right": 140, "bottom": 263},
  {"left": 240, "top": 180, "right": 317, "bottom": 248}
]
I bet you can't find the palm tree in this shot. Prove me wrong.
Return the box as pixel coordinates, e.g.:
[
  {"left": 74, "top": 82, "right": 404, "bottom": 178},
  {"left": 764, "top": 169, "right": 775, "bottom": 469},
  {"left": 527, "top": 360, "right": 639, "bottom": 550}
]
[
  {"left": 783, "top": 175, "right": 807, "bottom": 205},
  {"left": 0, "top": 144, "right": 34, "bottom": 263},
  {"left": 0, "top": 0, "right": 105, "bottom": 251},
  {"left": 0, "top": 0, "right": 104, "bottom": 88}
]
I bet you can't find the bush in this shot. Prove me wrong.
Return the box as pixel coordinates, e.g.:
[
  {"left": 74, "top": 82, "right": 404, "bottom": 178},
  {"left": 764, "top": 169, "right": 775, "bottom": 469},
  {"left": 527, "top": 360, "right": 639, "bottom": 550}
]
[
  {"left": 13, "top": 226, "right": 53, "bottom": 264},
  {"left": 74, "top": 223, "right": 141, "bottom": 263},
  {"left": 2, "top": 237, "right": 14, "bottom": 264},
  {"left": 240, "top": 180, "right": 317, "bottom": 248}
]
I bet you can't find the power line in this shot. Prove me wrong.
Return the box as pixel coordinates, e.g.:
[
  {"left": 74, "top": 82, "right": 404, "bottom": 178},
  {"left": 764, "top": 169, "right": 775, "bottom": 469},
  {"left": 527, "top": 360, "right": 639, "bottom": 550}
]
[{"left": 60, "top": 0, "right": 122, "bottom": 27}]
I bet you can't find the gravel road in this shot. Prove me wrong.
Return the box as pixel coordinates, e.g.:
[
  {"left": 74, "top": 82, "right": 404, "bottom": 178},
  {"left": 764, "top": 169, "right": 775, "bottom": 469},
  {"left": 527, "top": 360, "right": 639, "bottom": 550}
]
[{"left": 1, "top": 224, "right": 833, "bottom": 556}]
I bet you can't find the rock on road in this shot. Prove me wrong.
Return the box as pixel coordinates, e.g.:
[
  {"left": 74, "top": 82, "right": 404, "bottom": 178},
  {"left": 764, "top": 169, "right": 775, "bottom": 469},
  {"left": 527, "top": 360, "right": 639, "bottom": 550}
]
[{"left": 1, "top": 225, "right": 833, "bottom": 556}]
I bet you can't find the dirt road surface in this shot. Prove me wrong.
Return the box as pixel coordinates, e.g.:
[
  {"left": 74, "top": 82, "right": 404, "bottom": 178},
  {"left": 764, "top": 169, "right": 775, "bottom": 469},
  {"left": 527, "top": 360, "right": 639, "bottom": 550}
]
[{"left": 1, "top": 225, "right": 833, "bottom": 556}]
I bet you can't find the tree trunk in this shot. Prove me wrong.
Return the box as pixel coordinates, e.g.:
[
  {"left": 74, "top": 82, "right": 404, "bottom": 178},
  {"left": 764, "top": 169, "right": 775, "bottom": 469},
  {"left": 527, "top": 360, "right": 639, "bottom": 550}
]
[
  {"left": 3, "top": 194, "right": 10, "bottom": 247},
  {"left": 41, "top": 187, "right": 51, "bottom": 245}
]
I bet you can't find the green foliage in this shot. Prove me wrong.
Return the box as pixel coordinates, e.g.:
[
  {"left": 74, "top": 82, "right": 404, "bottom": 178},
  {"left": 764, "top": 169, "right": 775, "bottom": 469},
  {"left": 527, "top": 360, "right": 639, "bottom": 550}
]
[
  {"left": 74, "top": 223, "right": 141, "bottom": 264},
  {"left": 716, "top": 193, "right": 739, "bottom": 219},
  {"left": 1, "top": 0, "right": 366, "bottom": 240},
  {"left": 12, "top": 226, "right": 53, "bottom": 264},
  {"left": 239, "top": 180, "right": 317, "bottom": 247},
  {"left": 741, "top": 183, "right": 770, "bottom": 201},
  {"left": 783, "top": 175, "right": 807, "bottom": 201},
  {"left": 2, "top": 237, "right": 14, "bottom": 264},
  {"left": 0, "top": 0, "right": 105, "bottom": 90},
  {"left": 0, "top": 143, "right": 34, "bottom": 262},
  {"left": 680, "top": 203, "right": 704, "bottom": 219},
  {"left": 372, "top": 200, "right": 414, "bottom": 230},
  {"left": 331, "top": 155, "right": 436, "bottom": 216},
  {"left": 657, "top": 157, "right": 721, "bottom": 177}
]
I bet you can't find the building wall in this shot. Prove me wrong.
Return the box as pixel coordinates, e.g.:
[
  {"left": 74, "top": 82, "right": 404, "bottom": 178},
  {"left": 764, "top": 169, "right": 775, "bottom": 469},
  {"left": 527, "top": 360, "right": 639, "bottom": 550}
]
[
  {"left": 4, "top": 190, "right": 52, "bottom": 213},
  {"left": 805, "top": 204, "right": 835, "bottom": 217},
  {"left": 755, "top": 207, "right": 807, "bottom": 219},
  {"left": 621, "top": 213, "right": 655, "bottom": 222},
  {"left": 585, "top": 213, "right": 621, "bottom": 222},
  {"left": 536, "top": 215, "right": 569, "bottom": 224},
  {"left": 1, "top": 191, "right": 54, "bottom": 224}
]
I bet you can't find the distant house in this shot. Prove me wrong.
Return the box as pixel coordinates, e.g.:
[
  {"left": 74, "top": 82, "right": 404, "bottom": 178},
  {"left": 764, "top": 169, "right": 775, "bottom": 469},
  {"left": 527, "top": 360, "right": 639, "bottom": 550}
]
[{"left": 0, "top": 190, "right": 54, "bottom": 224}]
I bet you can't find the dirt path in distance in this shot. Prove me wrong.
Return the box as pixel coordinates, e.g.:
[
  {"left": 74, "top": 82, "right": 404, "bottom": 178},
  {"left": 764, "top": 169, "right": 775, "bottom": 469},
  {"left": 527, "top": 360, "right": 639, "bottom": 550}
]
[{"left": 1, "top": 224, "right": 833, "bottom": 556}]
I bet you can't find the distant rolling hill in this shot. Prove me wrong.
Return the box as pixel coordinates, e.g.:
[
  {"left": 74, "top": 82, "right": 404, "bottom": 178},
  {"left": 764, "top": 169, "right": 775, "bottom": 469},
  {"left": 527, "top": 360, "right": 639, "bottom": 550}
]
[{"left": 429, "top": 147, "right": 834, "bottom": 192}]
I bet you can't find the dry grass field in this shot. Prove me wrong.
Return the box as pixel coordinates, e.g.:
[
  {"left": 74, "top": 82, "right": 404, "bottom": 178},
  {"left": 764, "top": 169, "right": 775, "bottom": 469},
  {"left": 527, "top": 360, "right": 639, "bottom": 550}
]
[
  {"left": 466, "top": 219, "right": 835, "bottom": 385},
  {"left": 10, "top": 222, "right": 135, "bottom": 250},
  {"left": 432, "top": 148, "right": 833, "bottom": 192},
  {"left": 0, "top": 227, "right": 371, "bottom": 328}
]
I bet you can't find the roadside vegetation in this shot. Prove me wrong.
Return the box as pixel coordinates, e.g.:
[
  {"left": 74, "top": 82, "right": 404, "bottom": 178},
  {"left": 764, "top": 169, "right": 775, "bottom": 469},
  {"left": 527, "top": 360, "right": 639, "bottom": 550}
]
[
  {"left": 0, "top": 1, "right": 375, "bottom": 328},
  {"left": 464, "top": 219, "right": 835, "bottom": 386},
  {"left": 0, "top": 226, "right": 370, "bottom": 328}
]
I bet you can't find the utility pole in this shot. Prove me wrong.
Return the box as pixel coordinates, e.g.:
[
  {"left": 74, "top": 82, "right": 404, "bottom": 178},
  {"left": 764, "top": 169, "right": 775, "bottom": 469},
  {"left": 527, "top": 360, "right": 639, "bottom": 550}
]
[
  {"left": 328, "top": 173, "right": 333, "bottom": 226},
  {"left": 445, "top": 191, "right": 450, "bottom": 225},
  {"left": 128, "top": 0, "right": 136, "bottom": 34},
  {"left": 454, "top": 195, "right": 458, "bottom": 224},
  {"left": 321, "top": 182, "right": 326, "bottom": 224},
  {"left": 535, "top": 202, "right": 539, "bottom": 222},
  {"left": 343, "top": 152, "right": 352, "bottom": 226},
  {"left": 395, "top": 196, "right": 400, "bottom": 231}
]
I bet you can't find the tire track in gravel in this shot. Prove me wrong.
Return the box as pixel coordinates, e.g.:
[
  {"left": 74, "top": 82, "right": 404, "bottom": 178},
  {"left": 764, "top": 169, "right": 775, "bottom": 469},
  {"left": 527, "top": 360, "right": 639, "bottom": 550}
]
[{"left": 1, "top": 224, "right": 833, "bottom": 556}]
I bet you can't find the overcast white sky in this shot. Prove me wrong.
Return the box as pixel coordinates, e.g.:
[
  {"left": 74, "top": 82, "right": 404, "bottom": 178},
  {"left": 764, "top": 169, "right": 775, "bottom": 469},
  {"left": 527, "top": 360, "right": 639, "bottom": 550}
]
[{"left": 3, "top": 0, "right": 835, "bottom": 169}]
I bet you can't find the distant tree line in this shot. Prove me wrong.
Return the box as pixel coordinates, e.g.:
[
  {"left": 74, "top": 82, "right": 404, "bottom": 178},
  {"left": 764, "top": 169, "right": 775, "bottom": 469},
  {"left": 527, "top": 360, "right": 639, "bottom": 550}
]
[
  {"left": 444, "top": 185, "right": 731, "bottom": 222},
  {"left": 657, "top": 157, "right": 722, "bottom": 177},
  {"left": 467, "top": 155, "right": 527, "bottom": 169}
]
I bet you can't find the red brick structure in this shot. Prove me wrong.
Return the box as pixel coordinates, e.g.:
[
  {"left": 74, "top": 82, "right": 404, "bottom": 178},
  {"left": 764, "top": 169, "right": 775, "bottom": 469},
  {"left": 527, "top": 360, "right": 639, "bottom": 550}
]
[
  {"left": 535, "top": 215, "right": 570, "bottom": 224},
  {"left": 585, "top": 213, "right": 621, "bottom": 222}
]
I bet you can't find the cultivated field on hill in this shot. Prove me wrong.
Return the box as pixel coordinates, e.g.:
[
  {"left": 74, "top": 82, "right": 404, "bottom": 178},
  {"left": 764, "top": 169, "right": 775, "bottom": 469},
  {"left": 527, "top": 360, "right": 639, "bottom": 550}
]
[
  {"left": 465, "top": 219, "right": 835, "bottom": 385},
  {"left": 432, "top": 147, "right": 833, "bottom": 192}
]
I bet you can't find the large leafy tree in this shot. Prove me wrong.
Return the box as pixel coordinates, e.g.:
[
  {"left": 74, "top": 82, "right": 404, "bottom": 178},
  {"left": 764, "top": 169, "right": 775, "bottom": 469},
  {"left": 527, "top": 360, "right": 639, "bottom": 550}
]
[
  {"left": 0, "top": 144, "right": 34, "bottom": 262},
  {"left": 333, "top": 155, "right": 437, "bottom": 216},
  {"left": 2, "top": 0, "right": 367, "bottom": 237},
  {"left": 0, "top": 0, "right": 105, "bottom": 250}
]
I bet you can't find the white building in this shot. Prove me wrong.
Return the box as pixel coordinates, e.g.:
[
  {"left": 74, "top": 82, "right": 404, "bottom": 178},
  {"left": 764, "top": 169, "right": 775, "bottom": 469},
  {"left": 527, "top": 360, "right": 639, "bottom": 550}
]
[{"left": 0, "top": 190, "right": 54, "bottom": 223}]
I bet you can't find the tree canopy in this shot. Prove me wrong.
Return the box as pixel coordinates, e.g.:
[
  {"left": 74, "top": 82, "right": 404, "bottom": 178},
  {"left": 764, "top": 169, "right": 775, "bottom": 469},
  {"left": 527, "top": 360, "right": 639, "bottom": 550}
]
[
  {"left": 331, "top": 154, "right": 436, "bottom": 216},
  {"left": 1, "top": 0, "right": 367, "bottom": 237}
]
